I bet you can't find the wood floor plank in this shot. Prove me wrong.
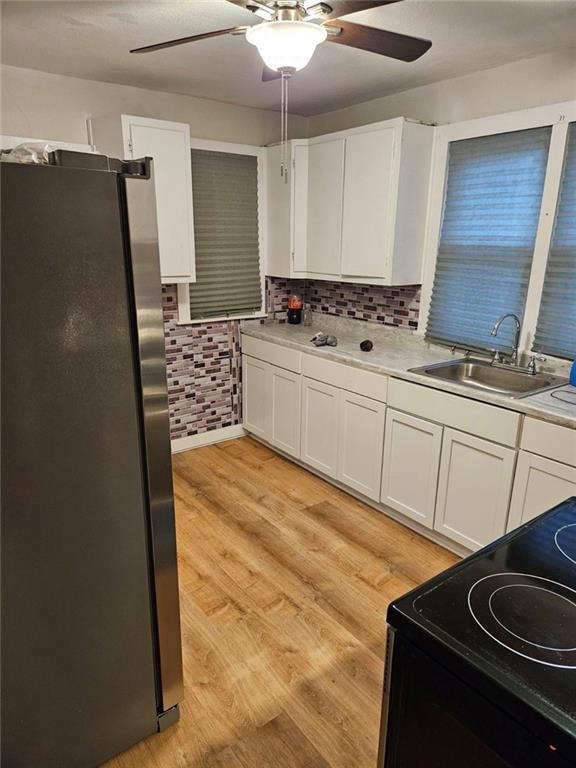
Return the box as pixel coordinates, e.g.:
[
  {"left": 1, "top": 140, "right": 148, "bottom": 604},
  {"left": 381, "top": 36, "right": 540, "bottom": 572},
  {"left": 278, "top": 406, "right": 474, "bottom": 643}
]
[{"left": 103, "top": 437, "right": 458, "bottom": 768}]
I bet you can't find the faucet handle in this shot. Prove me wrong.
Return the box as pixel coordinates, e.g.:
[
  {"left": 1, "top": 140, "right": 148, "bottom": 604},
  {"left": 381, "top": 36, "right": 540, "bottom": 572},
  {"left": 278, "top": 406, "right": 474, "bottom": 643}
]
[{"left": 527, "top": 354, "right": 546, "bottom": 374}]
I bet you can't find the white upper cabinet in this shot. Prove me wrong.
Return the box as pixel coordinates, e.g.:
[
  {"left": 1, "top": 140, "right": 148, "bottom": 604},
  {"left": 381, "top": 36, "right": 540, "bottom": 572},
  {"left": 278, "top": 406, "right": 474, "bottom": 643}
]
[
  {"left": 341, "top": 128, "right": 395, "bottom": 280},
  {"left": 266, "top": 117, "right": 434, "bottom": 284},
  {"left": 91, "top": 115, "right": 195, "bottom": 284},
  {"left": 300, "top": 138, "right": 346, "bottom": 277}
]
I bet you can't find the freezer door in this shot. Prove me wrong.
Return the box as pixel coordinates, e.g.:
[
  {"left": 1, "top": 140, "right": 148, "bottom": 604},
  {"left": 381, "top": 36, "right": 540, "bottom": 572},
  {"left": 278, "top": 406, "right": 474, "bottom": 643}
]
[
  {"left": 122, "top": 159, "right": 184, "bottom": 712},
  {"left": 1, "top": 162, "right": 159, "bottom": 767}
]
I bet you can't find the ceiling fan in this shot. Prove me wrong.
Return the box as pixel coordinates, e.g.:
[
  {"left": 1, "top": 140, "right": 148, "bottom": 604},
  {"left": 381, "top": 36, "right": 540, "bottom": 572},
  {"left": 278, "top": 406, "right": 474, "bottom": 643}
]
[
  {"left": 130, "top": 0, "right": 432, "bottom": 79},
  {"left": 131, "top": 1, "right": 431, "bottom": 179}
]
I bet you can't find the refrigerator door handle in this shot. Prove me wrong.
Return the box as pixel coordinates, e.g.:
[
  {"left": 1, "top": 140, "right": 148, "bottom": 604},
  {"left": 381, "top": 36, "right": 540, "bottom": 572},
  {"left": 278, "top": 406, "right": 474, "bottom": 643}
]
[{"left": 122, "top": 158, "right": 184, "bottom": 713}]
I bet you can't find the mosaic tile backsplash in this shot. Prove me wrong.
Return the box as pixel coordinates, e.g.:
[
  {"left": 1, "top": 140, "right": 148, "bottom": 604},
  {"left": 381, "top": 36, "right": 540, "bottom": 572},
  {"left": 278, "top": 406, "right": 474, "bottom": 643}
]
[
  {"left": 267, "top": 277, "right": 421, "bottom": 328},
  {"left": 163, "top": 277, "right": 421, "bottom": 441},
  {"left": 162, "top": 285, "right": 242, "bottom": 441}
]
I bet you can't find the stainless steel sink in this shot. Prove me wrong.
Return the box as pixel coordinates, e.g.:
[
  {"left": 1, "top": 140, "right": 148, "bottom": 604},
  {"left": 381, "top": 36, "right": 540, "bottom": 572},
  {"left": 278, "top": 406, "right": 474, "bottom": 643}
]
[{"left": 409, "top": 358, "right": 567, "bottom": 397}]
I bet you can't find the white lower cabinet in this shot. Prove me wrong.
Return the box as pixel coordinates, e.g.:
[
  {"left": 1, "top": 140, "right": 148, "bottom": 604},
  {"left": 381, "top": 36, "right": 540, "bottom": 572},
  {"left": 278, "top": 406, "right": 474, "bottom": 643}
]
[
  {"left": 270, "top": 366, "right": 301, "bottom": 458},
  {"left": 338, "top": 392, "right": 386, "bottom": 501},
  {"left": 242, "top": 341, "right": 574, "bottom": 554},
  {"left": 242, "top": 356, "right": 270, "bottom": 440},
  {"left": 381, "top": 409, "right": 443, "bottom": 529},
  {"left": 507, "top": 451, "right": 576, "bottom": 531},
  {"left": 301, "top": 377, "right": 340, "bottom": 479},
  {"left": 434, "top": 428, "right": 516, "bottom": 550}
]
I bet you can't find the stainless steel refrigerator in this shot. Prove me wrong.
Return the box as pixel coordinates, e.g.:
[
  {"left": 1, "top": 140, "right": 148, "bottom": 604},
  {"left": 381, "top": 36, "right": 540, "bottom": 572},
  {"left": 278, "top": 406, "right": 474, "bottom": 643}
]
[{"left": 1, "top": 151, "right": 184, "bottom": 767}]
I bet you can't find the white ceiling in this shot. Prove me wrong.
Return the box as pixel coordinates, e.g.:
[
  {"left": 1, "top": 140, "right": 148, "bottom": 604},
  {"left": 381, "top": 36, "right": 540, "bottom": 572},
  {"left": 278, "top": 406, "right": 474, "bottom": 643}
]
[{"left": 2, "top": 0, "right": 576, "bottom": 115}]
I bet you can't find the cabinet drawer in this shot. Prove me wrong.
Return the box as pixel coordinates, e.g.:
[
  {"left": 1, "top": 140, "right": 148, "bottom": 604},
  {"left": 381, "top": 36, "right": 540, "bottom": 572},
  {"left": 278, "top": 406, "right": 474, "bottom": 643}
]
[
  {"left": 302, "top": 354, "right": 387, "bottom": 402},
  {"left": 520, "top": 417, "right": 576, "bottom": 467},
  {"left": 242, "top": 335, "right": 301, "bottom": 373},
  {"left": 388, "top": 378, "right": 521, "bottom": 448}
]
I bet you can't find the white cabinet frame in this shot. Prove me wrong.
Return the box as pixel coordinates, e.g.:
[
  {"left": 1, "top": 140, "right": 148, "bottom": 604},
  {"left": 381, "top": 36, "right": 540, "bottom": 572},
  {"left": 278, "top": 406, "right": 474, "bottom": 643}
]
[
  {"left": 418, "top": 99, "right": 576, "bottom": 362},
  {"left": 177, "top": 137, "right": 268, "bottom": 325}
]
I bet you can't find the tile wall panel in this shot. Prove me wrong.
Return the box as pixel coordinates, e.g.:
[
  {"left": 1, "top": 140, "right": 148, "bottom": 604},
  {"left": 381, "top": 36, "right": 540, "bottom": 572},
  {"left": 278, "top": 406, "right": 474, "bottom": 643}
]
[{"left": 162, "top": 285, "right": 242, "bottom": 441}]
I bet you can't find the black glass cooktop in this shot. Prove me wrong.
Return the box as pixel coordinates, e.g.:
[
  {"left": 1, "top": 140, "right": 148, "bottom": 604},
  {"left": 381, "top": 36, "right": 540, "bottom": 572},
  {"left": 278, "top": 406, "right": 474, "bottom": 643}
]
[{"left": 390, "top": 498, "right": 576, "bottom": 731}]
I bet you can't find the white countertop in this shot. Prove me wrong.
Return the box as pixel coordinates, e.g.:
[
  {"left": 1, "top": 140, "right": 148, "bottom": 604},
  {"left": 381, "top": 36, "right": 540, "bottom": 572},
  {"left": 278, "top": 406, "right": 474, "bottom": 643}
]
[{"left": 241, "top": 314, "right": 576, "bottom": 430}]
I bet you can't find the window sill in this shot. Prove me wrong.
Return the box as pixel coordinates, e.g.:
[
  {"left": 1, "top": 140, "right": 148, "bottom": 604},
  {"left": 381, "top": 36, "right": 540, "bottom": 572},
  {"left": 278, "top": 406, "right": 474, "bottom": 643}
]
[{"left": 176, "top": 311, "right": 267, "bottom": 326}]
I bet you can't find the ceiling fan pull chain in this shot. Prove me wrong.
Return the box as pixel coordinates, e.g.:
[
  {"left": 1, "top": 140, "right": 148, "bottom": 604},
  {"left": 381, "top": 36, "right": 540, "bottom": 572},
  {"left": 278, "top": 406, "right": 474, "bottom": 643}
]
[
  {"left": 281, "top": 70, "right": 287, "bottom": 180},
  {"left": 280, "top": 68, "right": 293, "bottom": 183}
]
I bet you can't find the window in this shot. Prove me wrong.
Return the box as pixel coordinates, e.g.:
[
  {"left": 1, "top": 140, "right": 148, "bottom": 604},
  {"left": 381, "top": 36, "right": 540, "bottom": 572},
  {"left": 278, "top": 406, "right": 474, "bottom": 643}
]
[
  {"left": 426, "top": 127, "right": 552, "bottom": 352},
  {"left": 177, "top": 141, "right": 265, "bottom": 323},
  {"left": 534, "top": 122, "right": 576, "bottom": 360}
]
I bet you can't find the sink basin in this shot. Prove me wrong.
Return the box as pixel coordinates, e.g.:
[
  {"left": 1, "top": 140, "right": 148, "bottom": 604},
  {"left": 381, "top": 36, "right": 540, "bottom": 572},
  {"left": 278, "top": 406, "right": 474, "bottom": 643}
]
[{"left": 409, "top": 358, "right": 567, "bottom": 397}]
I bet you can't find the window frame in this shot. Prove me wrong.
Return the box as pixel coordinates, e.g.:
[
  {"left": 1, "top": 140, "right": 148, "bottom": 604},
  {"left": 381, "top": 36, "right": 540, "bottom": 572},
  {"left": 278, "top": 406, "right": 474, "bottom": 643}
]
[
  {"left": 418, "top": 100, "right": 576, "bottom": 362},
  {"left": 177, "top": 137, "right": 268, "bottom": 325}
]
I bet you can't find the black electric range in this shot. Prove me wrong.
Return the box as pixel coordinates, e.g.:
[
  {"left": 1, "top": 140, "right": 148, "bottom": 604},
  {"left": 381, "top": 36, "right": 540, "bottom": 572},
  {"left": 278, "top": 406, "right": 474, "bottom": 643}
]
[{"left": 379, "top": 498, "right": 576, "bottom": 768}]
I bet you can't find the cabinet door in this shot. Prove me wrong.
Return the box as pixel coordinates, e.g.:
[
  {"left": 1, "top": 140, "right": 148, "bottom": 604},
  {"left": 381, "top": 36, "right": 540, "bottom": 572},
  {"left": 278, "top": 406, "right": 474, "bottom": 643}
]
[
  {"left": 435, "top": 429, "right": 516, "bottom": 550},
  {"left": 270, "top": 365, "right": 301, "bottom": 458},
  {"left": 381, "top": 409, "right": 443, "bottom": 528},
  {"left": 341, "top": 128, "right": 395, "bottom": 280},
  {"left": 126, "top": 116, "right": 195, "bottom": 283},
  {"left": 338, "top": 392, "right": 386, "bottom": 501},
  {"left": 305, "top": 139, "right": 345, "bottom": 276},
  {"left": 508, "top": 452, "right": 576, "bottom": 532},
  {"left": 242, "top": 356, "right": 270, "bottom": 440},
  {"left": 266, "top": 144, "right": 291, "bottom": 278},
  {"left": 301, "top": 377, "right": 340, "bottom": 478}
]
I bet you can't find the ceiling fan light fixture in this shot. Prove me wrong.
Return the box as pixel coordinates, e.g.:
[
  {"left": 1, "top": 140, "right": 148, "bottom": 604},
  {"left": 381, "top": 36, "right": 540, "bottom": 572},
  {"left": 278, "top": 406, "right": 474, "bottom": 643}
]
[{"left": 246, "top": 20, "right": 327, "bottom": 72}]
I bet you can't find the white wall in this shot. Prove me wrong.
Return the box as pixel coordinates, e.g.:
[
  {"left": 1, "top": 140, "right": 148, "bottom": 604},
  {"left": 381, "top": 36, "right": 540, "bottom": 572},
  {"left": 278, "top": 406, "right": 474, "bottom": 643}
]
[
  {"left": 4, "top": 49, "right": 575, "bottom": 148},
  {"left": 308, "top": 50, "right": 576, "bottom": 136},
  {"left": 0, "top": 64, "right": 308, "bottom": 147}
]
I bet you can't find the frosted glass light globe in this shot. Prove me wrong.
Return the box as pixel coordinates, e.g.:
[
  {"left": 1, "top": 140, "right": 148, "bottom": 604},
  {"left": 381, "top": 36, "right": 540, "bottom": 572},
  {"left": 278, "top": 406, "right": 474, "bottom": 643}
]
[{"left": 246, "top": 21, "right": 327, "bottom": 72}]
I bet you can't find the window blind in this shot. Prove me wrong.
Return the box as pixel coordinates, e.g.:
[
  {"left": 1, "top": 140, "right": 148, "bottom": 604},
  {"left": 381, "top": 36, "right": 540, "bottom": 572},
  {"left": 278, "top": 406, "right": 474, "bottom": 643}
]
[
  {"left": 189, "top": 149, "right": 262, "bottom": 320},
  {"left": 534, "top": 122, "right": 576, "bottom": 360},
  {"left": 426, "top": 127, "right": 552, "bottom": 352}
]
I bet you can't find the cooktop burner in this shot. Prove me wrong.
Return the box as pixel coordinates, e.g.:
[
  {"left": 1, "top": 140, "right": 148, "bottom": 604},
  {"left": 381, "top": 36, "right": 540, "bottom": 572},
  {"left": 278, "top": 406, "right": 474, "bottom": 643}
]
[
  {"left": 409, "top": 498, "right": 576, "bottom": 722},
  {"left": 468, "top": 572, "right": 576, "bottom": 668},
  {"left": 555, "top": 523, "right": 576, "bottom": 565}
]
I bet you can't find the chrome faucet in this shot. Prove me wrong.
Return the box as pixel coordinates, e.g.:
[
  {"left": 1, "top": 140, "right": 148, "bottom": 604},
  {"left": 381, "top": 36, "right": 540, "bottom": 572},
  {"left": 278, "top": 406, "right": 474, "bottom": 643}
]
[{"left": 491, "top": 313, "right": 521, "bottom": 363}]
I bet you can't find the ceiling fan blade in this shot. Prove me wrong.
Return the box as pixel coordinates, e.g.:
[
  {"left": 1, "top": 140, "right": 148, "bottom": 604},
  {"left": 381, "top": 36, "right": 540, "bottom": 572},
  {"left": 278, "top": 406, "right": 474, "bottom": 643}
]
[
  {"left": 262, "top": 66, "right": 282, "bottom": 82},
  {"left": 324, "top": 20, "right": 431, "bottom": 61},
  {"left": 319, "top": 1, "right": 402, "bottom": 20},
  {"left": 130, "top": 27, "right": 242, "bottom": 54}
]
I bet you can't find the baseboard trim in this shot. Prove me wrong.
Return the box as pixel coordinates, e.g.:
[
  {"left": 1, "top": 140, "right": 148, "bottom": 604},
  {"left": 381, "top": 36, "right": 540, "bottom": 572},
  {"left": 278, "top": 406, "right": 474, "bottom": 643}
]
[{"left": 171, "top": 424, "right": 246, "bottom": 454}]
